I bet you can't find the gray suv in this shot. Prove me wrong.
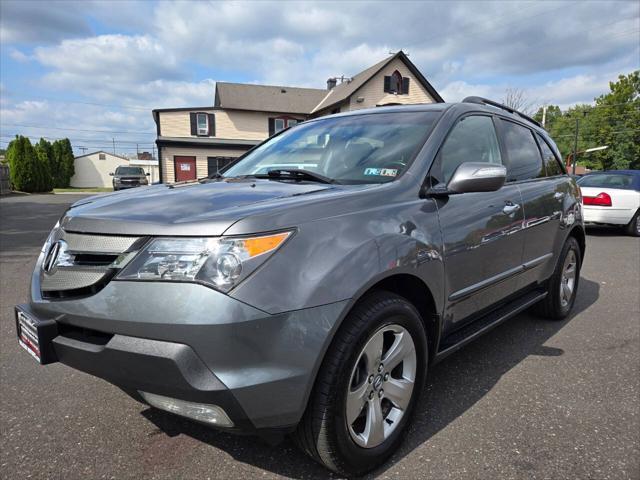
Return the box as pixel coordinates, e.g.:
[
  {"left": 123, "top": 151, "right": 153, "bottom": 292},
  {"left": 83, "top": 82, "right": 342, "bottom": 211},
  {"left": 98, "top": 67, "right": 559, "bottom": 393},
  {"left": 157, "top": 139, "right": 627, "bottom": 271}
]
[
  {"left": 16, "top": 98, "right": 584, "bottom": 477},
  {"left": 110, "top": 165, "right": 149, "bottom": 190}
]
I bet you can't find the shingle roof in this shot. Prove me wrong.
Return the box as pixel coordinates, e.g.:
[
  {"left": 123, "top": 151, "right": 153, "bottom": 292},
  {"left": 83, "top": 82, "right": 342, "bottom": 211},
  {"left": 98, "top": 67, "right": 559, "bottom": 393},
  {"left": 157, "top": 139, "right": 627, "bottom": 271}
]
[
  {"left": 312, "top": 51, "right": 444, "bottom": 113},
  {"left": 311, "top": 56, "right": 394, "bottom": 113},
  {"left": 215, "top": 82, "right": 327, "bottom": 114},
  {"left": 74, "top": 150, "right": 129, "bottom": 161}
]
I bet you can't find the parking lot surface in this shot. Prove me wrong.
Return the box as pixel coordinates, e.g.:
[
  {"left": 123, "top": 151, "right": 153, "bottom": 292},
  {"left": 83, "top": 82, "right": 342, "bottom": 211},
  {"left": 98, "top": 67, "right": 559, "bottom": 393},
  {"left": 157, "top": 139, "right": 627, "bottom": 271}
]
[{"left": 1, "top": 193, "right": 638, "bottom": 479}]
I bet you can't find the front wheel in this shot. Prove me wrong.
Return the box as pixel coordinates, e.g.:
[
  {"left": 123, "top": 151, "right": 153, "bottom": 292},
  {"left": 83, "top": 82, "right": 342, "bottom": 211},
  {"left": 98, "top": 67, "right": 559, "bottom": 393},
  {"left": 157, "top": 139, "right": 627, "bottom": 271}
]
[{"left": 294, "top": 291, "right": 427, "bottom": 477}]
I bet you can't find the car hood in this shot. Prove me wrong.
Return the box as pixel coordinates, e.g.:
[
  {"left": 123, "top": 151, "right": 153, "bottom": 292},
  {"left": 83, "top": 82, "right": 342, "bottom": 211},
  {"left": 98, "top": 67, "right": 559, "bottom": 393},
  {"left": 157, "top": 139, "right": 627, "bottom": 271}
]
[{"left": 62, "top": 179, "right": 336, "bottom": 236}]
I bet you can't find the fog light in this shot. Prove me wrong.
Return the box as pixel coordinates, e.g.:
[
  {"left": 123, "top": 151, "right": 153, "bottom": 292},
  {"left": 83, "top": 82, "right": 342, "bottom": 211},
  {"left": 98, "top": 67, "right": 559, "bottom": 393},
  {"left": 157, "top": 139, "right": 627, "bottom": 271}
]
[{"left": 139, "top": 391, "right": 234, "bottom": 427}]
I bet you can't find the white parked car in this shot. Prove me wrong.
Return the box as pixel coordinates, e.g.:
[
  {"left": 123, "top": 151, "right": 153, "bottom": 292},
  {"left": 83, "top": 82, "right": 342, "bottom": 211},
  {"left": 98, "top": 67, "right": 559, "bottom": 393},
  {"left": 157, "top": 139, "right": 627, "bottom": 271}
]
[{"left": 577, "top": 170, "right": 640, "bottom": 236}]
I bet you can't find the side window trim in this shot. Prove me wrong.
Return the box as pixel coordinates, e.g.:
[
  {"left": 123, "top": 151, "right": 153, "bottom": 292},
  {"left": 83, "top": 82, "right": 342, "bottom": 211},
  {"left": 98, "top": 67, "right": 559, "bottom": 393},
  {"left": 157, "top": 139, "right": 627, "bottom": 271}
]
[
  {"left": 428, "top": 112, "right": 500, "bottom": 186},
  {"left": 496, "top": 117, "right": 545, "bottom": 184}
]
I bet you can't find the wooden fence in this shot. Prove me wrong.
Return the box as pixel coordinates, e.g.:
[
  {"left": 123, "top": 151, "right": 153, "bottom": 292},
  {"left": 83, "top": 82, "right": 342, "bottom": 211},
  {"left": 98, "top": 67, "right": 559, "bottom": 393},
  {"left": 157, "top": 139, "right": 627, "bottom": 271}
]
[{"left": 0, "top": 164, "right": 10, "bottom": 195}]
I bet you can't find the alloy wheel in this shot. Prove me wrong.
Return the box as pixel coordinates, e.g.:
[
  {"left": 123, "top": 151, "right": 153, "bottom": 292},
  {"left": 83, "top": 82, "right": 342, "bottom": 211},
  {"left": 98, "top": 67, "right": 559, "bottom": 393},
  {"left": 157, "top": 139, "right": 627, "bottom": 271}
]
[
  {"left": 560, "top": 250, "right": 577, "bottom": 308},
  {"left": 346, "top": 324, "right": 417, "bottom": 448}
]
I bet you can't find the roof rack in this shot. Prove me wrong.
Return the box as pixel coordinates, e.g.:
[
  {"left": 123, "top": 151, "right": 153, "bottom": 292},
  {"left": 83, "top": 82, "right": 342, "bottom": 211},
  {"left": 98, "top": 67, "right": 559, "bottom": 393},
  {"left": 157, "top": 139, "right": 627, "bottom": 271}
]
[{"left": 462, "top": 96, "right": 543, "bottom": 128}]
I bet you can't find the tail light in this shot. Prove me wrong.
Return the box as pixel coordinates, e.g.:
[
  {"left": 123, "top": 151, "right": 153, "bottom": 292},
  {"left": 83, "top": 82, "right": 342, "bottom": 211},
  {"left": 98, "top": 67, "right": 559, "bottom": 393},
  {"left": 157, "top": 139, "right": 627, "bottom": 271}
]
[{"left": 582, "top": 192, "right": 612, "bottom": 207}]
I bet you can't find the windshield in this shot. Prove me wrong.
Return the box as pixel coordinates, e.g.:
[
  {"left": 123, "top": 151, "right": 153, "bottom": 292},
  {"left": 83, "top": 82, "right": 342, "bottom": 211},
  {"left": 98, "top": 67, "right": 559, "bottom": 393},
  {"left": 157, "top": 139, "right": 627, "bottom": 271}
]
[
  {"left": 115, "top": 167, "right": 145, "bottom": 175},
  {"left": 223, "top": 111, "right": 440, "bottom": 184},
  {"left": 578, "top": 173, "right": 636, "bottom": 190}
]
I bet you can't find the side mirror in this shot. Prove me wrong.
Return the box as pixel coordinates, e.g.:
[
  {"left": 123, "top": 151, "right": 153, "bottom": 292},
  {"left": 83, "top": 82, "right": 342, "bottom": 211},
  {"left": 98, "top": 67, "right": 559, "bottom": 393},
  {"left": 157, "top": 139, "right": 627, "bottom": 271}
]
[
  {"left": 427, "top": 162, "right": 506, "bottom": 196},
  {"left": 146, "top": 172, "right": 150, "bottom": 176},
  {"left": 109, "top": 172, "right": 114, "bottom": 176}
]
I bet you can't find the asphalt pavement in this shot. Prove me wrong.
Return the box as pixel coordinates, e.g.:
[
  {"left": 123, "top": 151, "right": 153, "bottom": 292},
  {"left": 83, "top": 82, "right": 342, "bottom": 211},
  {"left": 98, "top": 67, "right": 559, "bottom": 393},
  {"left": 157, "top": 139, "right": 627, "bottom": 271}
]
[{"left": 1, "top": 193, "right": 638, "bottom": 479}]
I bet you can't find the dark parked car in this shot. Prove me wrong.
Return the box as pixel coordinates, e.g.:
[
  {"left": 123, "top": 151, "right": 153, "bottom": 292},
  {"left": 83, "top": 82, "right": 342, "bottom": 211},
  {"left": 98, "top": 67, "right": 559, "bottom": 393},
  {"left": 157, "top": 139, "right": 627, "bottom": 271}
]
[
  {"left": 110, "top": 165, "right": 149, "bottom": 190},
  {"left": 16, "top": 98, "right": 584, "bottom": 476}
]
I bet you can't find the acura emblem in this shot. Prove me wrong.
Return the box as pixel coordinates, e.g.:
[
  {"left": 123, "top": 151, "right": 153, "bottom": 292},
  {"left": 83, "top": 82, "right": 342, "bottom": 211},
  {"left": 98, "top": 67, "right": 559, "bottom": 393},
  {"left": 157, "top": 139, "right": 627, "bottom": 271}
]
[{"left": 43, "top": 240, "right": 66, "bottom": 274}]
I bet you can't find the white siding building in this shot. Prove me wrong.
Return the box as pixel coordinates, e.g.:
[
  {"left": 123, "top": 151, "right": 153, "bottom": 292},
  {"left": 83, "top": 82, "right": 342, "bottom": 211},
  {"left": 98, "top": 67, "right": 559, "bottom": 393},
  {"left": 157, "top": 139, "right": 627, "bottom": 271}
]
[{"left": 71, "top": 151, "right": 159, "bottom": 188}]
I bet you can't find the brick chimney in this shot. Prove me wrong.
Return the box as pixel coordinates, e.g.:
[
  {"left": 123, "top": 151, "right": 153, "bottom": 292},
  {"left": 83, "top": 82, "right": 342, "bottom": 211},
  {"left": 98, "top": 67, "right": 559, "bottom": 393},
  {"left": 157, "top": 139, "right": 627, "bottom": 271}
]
[{"left": 326, "top": 78, "right": 337, "bottom": 90}]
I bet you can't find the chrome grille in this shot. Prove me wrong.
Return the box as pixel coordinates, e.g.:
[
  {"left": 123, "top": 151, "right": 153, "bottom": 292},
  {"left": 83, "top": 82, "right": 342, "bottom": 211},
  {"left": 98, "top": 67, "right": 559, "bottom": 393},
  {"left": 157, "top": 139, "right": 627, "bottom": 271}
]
[{"left": 41, "top": 229, "right": 143, "bottom": 296}]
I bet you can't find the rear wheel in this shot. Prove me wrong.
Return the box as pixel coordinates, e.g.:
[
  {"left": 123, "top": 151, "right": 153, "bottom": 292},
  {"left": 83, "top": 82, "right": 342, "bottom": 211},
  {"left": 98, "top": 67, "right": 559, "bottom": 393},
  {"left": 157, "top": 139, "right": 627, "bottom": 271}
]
[
  {"left": 624, "top": 210, "right": 640, "bottom": 237},
  {"left": 294, "top": 291, "right": 427, "bottom": 477},
  {"left": 534, "top": 236, "right": 581, "bottom": 320}
]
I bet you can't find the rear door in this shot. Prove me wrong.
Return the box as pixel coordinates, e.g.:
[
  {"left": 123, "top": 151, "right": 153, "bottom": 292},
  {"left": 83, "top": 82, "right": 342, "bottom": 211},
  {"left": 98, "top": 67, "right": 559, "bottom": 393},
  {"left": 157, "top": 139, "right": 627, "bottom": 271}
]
[
  {"left": 431, "top": 114, "right": 525, "bottom": 331},
  {"left": 174, "top": 156, "right": 197, "bottom": 182},
  {"left": 498, "top": 120, "right": 567, "bottom": 288}
]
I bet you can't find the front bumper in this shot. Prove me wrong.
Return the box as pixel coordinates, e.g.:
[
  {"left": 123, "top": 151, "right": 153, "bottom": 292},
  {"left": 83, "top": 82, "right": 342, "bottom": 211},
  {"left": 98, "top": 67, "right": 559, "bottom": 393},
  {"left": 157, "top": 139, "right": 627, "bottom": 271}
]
[{"left": 22, "top": 276, "right": 347, "bottom": 433}]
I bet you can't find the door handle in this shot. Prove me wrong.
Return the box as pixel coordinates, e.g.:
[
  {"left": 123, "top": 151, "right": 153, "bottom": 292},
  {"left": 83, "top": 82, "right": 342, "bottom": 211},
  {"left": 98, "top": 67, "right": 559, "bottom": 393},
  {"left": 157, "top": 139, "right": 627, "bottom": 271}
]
[{"left": 503, "top": 202, "right": 521, "bottom": 215}]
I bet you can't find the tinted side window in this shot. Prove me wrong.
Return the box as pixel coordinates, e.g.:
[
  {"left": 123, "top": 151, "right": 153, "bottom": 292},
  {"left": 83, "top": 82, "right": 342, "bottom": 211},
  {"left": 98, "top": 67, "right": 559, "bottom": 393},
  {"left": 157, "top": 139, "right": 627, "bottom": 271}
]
[
  {"left": 500, "top": 120, "right": 544, "bottom": 182},
  {"left": 536, "top": 133, "right": 564, "bottom": 176},
  {"left": 438, "top": 115, "right": 502, "bottom": 184}
]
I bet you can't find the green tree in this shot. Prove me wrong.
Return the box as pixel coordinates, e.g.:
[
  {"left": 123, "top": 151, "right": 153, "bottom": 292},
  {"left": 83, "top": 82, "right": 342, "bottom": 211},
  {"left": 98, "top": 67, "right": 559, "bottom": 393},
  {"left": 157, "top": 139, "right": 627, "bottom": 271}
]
[
  {"left": 533, "top": 71, "right": 639, "bottom": 171},
  {"left": 6, "top": 135, "right": 46, "bottom": 192},
  {"left": 51, "top": 138, "right": 75, "bottom": 187},
  {"left": 35, "top": 138, "right": 54, "bottom": 192},
  {"left": 589, "top": 71, "right": 639, "bottom": 170}
]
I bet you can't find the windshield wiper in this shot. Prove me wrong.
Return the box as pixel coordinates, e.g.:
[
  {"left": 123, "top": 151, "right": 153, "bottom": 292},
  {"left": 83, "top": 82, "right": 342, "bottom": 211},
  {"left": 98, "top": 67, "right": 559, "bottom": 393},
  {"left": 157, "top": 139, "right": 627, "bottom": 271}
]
[{"left": 263, "top": 169, "right": 335, "bottom": 184}]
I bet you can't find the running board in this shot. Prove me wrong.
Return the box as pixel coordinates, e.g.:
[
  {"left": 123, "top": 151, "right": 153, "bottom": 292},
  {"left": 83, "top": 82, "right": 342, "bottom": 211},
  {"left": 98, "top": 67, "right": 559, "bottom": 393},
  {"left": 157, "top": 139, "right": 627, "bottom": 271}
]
[{"left": 434, "top": 290, "right": 547, "bottom": 363}]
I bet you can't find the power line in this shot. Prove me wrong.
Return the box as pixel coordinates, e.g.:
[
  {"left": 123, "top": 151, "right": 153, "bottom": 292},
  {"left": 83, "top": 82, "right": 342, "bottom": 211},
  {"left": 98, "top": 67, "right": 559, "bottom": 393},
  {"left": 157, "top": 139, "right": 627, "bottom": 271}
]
[
  {"left": 3, "top": 95, "right": 154, "bottom": 112},
  {"left": 1, "top": 124, "right": 156, "bottom": 134},
  {"left": 0, "top": 139, "right": 156, "bottom": 151},
  {"left": 415, "top": 2, "right": 574, "bottom": 46},
  {"left": 554, "top": 128, "right": 640, "bottom": 138},
  {"left": 0, "top": 133, "right": 155, "bottom": 145}
]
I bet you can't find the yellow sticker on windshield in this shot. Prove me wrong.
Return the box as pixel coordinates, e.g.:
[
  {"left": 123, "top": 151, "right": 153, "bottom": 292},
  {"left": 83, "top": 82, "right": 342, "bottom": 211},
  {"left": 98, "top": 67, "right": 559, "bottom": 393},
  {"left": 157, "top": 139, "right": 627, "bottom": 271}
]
[{"left": 364, "top": 168, "right": 398, "bottom": 177}]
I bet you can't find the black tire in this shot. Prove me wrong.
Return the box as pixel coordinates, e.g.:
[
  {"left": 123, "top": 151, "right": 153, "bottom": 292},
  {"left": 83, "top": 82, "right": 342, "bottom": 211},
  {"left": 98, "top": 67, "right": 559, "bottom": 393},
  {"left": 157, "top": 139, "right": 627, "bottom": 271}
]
[
  {"left": 534, "top": 236, "right": 581, "bottom": 320},
  {"left": 293, "top": 291, "right": 428, "bottom": 477},
  {"left": 624, "top": 210, "right": 640, "bottom": 237}
]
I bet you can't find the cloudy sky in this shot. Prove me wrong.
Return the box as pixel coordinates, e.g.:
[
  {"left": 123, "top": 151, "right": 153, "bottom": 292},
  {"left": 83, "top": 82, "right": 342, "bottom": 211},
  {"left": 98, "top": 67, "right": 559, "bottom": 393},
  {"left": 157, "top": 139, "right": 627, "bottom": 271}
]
[{"left": 0, "top": 0, "right": 638, "bottom": 156}]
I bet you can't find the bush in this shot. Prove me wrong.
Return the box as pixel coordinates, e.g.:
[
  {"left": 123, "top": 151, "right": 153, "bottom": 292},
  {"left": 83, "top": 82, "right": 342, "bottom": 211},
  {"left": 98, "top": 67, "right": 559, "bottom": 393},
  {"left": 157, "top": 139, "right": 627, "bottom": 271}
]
[
  {"left": 6, "top": 136, "right": 50, "bottom": 192},
  {"left": 35, "top": 138, "right": 54, "bottom": 192},
  {"left": 52, "top": 139, "right": 75, "bottom": 188}
]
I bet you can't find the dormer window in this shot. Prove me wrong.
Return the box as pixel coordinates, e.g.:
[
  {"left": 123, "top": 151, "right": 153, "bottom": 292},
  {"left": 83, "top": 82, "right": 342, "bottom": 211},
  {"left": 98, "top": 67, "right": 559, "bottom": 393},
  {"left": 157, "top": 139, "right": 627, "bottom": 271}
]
[
  {"left": 384, "top": 70, "right": 410, "bottom": 95},
  {"left": 197, "top": 113, "right": 208, "bottom": 135}
]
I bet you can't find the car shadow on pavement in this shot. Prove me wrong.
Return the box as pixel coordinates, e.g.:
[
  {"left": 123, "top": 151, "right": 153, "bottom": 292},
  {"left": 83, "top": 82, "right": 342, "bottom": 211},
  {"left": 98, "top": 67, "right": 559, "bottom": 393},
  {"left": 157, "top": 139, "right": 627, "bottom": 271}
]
[
  {"left": 584, "top": 225, "right": 629, "bottom": 237},
  {"left": 141, "top": 277, "right": 600, "bottom": 480}
]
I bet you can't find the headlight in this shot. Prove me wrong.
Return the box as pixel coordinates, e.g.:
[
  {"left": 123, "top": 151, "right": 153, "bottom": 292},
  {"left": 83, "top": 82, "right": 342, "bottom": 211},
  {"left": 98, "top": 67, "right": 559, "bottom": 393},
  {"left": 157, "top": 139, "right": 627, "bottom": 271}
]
[
  {"left": 140, "top": 178, "right": 148, "bottom": 185},
  {"left": 117, "top": 231, "right": 292, "bottom": 292}
]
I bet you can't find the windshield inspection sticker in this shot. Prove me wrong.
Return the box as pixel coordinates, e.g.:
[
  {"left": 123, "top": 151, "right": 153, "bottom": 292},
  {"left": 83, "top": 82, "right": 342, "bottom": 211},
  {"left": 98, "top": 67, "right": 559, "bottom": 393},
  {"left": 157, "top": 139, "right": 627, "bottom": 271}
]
[{"left": 364, "top": 168, "right": 398, "bottom": 177}]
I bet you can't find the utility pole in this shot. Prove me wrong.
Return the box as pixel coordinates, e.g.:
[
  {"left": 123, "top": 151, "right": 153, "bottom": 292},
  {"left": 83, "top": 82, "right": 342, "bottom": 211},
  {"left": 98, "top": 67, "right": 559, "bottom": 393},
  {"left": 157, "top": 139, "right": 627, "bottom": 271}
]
[
  {"left": 541, "top": 105, "right": 548, "bottom": 128},
  {"left": 78, "top": 146, "right": 87, "bottom": 154},
  {"left": 572, "top": 117, "right": 579, "bottom": 175},
  {"left": 136, "top": 143, "right": 139, "bottom": 159},
  {"left": 112, "top": 138, "right": 116, "bottom": 155}
]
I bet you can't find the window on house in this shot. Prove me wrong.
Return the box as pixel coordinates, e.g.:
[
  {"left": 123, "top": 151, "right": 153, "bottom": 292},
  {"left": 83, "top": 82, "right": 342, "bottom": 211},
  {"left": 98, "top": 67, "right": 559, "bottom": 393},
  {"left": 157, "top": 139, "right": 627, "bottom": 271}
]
[
  {"left": 269, "top": 117, "right": 302, "bottom": 136},
  {"left": 384, "top": 70, "right": 409, "bottom": 94},
  {"left": 274, "top": 118, "right": 286, "bottom": 133},
  {"left": 197, "top": 113, "right": 209, "bottom": 136},
  {"left": 98, "top": 153, "right": 106, "bottom": 160},
  {"left": 207, "top": 156, "right": 236, "bottom": 176}
]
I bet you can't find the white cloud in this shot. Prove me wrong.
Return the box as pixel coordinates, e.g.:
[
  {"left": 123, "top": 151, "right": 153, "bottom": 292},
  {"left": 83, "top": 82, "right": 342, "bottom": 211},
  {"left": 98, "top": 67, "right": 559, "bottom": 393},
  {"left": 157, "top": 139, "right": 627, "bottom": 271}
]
[
  {"left": 35, "top": 35, "right": 180, "bottom": 85},
  {"left": 1, "top": 0, "right": 638, "bottom": 155},
  {"left": 8, "top": 49, "right": 31, "bottom": 63}
]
